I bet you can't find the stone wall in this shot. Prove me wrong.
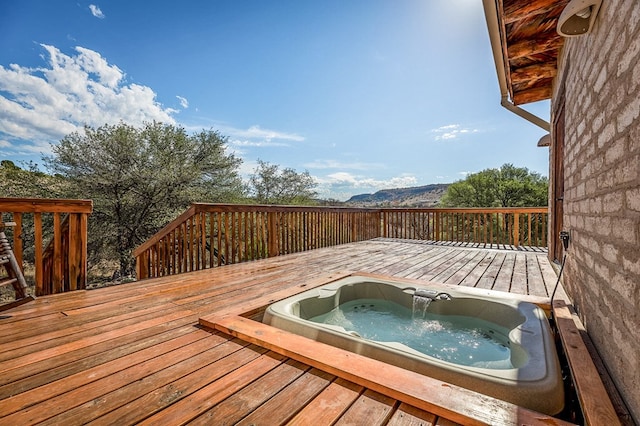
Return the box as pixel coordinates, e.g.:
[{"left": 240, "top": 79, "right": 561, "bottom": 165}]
[{"left": 552, "top": 0, "right": 640, "bottom": 422}]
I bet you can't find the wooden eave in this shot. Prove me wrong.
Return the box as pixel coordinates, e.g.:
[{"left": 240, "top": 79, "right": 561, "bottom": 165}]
[{"left": 497, "top": 0, "right": 570, "bottom": 105}]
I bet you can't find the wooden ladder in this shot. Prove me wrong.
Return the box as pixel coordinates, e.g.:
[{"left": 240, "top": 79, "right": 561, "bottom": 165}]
[{"left": 1, "top": 222, "right": 34, "bottom": 312}]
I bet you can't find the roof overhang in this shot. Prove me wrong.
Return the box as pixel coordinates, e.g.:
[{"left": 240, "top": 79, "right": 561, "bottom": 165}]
[{"left": 483, "top": 0, "right": 569, "bottom": 106}]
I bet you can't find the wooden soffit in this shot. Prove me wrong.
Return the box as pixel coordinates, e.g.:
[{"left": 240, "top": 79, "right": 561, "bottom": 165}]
[{"left": 498, "top": 0, "right": 570, "bottom": 105}]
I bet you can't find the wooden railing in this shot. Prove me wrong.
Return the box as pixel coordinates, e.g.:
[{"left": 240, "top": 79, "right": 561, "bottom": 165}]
[
  {"left": 134, "top": 204, "right": 548, "bottom": 280},
  {"left": 382, "top": 207, "right": 548, "bottom": 247},
  {"left": 133, "top": 204, "right": 381, "bottom": 279},
  {"left": 0, "top": 198, "right": 93, "bottom": 296}
]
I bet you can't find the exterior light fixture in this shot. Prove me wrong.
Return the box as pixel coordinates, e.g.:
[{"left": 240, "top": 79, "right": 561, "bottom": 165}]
[
  {"left": 557, "top": 0, "right": 602, "bottom": 37},
  {"left": 537, "top": 134, "right": 551, "bottom": 147}
]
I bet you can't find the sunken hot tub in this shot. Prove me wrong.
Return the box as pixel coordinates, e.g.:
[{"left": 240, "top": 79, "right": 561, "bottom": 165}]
[{"left": 263, "top": 275, "right": 564, "bottom": 415}]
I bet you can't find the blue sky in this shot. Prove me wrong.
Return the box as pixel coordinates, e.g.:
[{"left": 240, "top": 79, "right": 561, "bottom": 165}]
[{"left": 0, "top": 0, "right": 550, "bottom": 200}]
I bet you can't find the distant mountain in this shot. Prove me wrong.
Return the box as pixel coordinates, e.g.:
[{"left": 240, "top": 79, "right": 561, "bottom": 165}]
[{"left": 345, "top": 183, "right": 449, "bottom": 207}]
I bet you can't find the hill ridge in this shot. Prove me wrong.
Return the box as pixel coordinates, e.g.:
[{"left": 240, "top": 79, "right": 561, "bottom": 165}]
[{"left": 345, "top": 183, "right": 449, "bottom": 207}]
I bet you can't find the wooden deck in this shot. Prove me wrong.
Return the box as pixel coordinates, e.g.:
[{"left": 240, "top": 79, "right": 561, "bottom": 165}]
[{"left": 0, "top": 239, "right": 574, "bottom": 425}]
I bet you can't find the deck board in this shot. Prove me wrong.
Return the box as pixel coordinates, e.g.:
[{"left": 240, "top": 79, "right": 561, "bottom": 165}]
[
  {"left": 387, "top": 403, "right": 438, "bottom": 426},
  {"left": 286, "top": 378, "right": 363, "bottom": 425},
  {"left": 137, "top": 351, "right": 285, "bottom": 425},
  {"left": 492, "top": 252, "right": 515, "bottom": 292},
  {"left": 236, "top": 368, "right": 335, "bottom": 425},
  {"left": 335, "top": 389, "right": 397, "bottom": 426},
  {"left": 510, "top": 252, "right": 529, "bottom": 294},
  {"left": 88, "top": 341, "right": 263, "bottom": 425},
  {"left": 187, "top": 359, "right": 311, "bottom": 425},
  {"left": 475, "top": 251, "right": 507, "bottom": 290},
  {"left": 0, "top": 323, "right": 198, "bottom": 399},
  {"left": 0, "top": 239, "right": 575, "bottom": 425}
]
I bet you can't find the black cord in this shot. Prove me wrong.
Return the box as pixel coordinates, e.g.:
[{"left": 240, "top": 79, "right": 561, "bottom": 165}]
[{"left": 550, "top": 252, "right": 567, "bottom": 320}]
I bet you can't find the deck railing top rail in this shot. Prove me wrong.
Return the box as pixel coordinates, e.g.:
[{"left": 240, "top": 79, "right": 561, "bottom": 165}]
[
  {"left": 382, "top": 207, "right": 547, "bottom": 213},
  {"left": 0, "top": 198, "right": 93, "bottom": 213}
]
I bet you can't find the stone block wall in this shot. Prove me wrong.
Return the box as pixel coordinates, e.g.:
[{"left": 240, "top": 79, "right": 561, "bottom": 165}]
[{"left": 553, "top": 0, "right": 640, "bottom": 422}]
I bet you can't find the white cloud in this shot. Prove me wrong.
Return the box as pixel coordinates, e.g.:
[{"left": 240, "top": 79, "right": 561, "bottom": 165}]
[
  {"left": 176, "top": 95, "right": 189, "bottom": 108},
  {"left": 89, "top": 5, "right": 105, "bottom": 19},
  {"left": 215, "top": 124, "right": 305, "bottom": 151},
  {"left": 316, "top": 171, "right": 417, "bottom": 189},
  {"left": 0, "top": 44, "right": 177, "bottom": 155},
  {"left": 223, "top": 125, "right": 304, "bottom": 143},
  {"left": 231, "top": 139, "right": 288, "bottom": 148},
  {"left": 431, "top": 124, "right": 479, "bottom": 141},
  {"left": 303, "top": 159, "right": 384, "bottom": 171}
]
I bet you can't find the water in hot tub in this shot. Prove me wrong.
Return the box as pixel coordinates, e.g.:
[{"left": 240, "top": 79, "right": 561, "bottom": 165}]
[{"left": 309, "top": 298, "right": 513, "bottom": 369}]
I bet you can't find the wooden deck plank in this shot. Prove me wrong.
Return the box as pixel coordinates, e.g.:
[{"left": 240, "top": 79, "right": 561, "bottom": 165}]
[
  {"left": 47, "top": 339, "right": 262, "bottom": 425},
  {"left": 0, "top": 303, "right": 185, "bottom": 358},
  {"left": 335, "top": 389, "right": 397, "bottom": 426},
  {"left": 386, "top": 402, "right": 438, "bottom": 426},
  {"left": 0, "top": 323, "right": 199, "bottom": 399},
  {"left": 441, "top": 250, "right": 487, "bottom": 286},
  {"left": 0, "top": 315, "right": 198, "bottom": 392},
  {"left": 367, "top": 244, "right": 438, "bottom": 276},
  {"left": 475, "top": 251, "right": 507, "bottom": 290},
  {"left": 187, "top": 359, "right": 310, "bottom": 425},
  {"left": 405, "top": 249, "right": 463, "bottom": 280},
  {"left": 237, "top": 368, "right": 335, "bottom": 426},
  {"left": 492, "top": 252, "right": 515, "bottom": 293},
  {"left": 390, "top": 248, "right": 453, "bottom": 279},
  {"left": 151, "top": 244, "right": 394, "bottom": 312},
  {"left": 0, "top": 312, "right": 67, "bottom": 340},
  {"left": 435, "top": 418, "right": 466, "bottom": 426},
  {"left": 136, "top": 351, "right": 286, "bottom": 426},
  {"left": 0, "top": 332, "right": 224, "bottom": 424},
  {"left": 0, "top": 328, "right": 211, "bottom": 414},
  {"left": 430, "top": 249, "right": 481, "bottom": 283},
  {"left": 88, "top": 342, "right": 267, "bottom": 426},
  {"left": 421, "top": 249, "right": 479, "bottom": 282},
  {"left": 458, "top": 251, "right": 493, "bottom": 287},
  {"left": 286, "top": 378, "right": 364, "bottom": 425},
  {"left": 44, "top": 338, "right": 253, "bottom": 425},
  {"left": 510, "top": 253, "right": 528, "bottom": 295},
  {"left": 526, "top": 254, "right": 549, "bottom": 297},
  {"left": 0, "top": 285, "right": 148, "bottom": 320},
  {"left": 538, "top": 257, "right": 570, "bottom": 302},
  {"left": 401, "top": 249, "right": 459, "bottom": 280},
  {"left": 0, "top": 309, "right": 197, "bottom": 376}
]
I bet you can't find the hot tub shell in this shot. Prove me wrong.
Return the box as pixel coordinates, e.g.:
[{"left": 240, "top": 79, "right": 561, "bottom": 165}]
[{"left": 263, "top": 275, "right": 564, "bottom": 415}]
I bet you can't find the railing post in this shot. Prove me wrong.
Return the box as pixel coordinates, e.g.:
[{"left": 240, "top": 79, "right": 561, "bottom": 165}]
[
  {"left": 513, "top": 212, "right": 520, "bottom": 247},
  {"left": 267, "top": 211, "right": 279, "bottom": 257},
  {"left": 434, "top": 211, "right": 440, "bottom": 242}
]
